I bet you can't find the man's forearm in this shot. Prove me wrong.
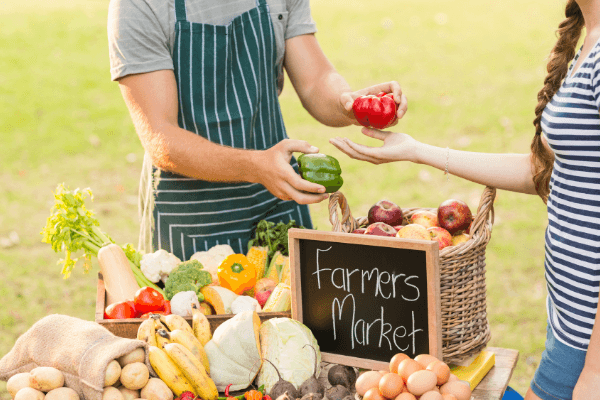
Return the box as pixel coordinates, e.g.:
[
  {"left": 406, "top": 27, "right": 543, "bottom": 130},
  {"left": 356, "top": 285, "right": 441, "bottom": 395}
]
[
  {"left": 300, "top": 70, "right": 355, "bottom": 127},
  {"left": 144, "top": 123, "right": 262, "bottom": 183}
]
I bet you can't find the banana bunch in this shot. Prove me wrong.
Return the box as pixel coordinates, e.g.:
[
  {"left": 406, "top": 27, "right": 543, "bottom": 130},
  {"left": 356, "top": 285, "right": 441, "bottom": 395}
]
[{"left": 137, "top": 312, "right": 216, "bottom": 400}]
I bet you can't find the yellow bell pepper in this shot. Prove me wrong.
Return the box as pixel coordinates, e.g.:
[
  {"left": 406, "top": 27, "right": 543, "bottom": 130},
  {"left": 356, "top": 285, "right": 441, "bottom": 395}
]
[{"left": 217, "top": 254, "right": 256, "bottom": 295}]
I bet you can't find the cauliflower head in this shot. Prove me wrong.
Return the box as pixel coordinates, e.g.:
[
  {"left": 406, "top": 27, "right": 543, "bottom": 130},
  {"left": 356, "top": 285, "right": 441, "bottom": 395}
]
[
  {"left": 165, "top": 259, "right": 212, "bottom": 301},
  {"left": 170, "top": 291, "right": 201, "bottom": 317},
  {"left": 140, "top": 249, "right": 181, "bottom": 284}
]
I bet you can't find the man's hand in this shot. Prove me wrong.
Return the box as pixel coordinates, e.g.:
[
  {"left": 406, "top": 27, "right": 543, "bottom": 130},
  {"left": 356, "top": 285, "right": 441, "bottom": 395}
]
[
  {"left": 284, "top": 35, "right": 407, "bottom": 127},
  {"left": 340, "top": 81, "right": 408, "bottom": 126},
  {"left": 253, "top": 139, "right": 330, "bottom": 205}
]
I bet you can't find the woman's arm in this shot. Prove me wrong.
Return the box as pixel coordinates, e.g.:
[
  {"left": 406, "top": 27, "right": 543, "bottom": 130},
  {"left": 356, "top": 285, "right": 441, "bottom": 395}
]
[
  {"left": 413, "top": 142, "right": 537, "bottom": 195},
  {"left": 118, "top": 70, "right": 329, "bottom": 204},
  {"left": 330, "top": 127, "right": 554, "bottom": 195}
]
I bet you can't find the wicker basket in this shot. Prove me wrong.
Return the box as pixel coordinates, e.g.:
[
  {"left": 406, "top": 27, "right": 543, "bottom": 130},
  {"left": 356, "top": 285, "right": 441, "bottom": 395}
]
[{"left": 328, "top": 186, "right": 496, "bottom": 363}]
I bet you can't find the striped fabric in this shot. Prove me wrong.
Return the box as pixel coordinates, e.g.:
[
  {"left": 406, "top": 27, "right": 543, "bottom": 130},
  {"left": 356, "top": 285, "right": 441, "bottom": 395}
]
[{"left": 541, "top": 40, "right": 600, "bottom": 350}]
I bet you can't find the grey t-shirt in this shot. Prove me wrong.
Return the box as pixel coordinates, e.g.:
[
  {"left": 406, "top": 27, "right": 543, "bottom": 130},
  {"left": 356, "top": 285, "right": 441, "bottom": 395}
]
[{"left": 108, "top": 0, "right": 317, "bottom": 93}]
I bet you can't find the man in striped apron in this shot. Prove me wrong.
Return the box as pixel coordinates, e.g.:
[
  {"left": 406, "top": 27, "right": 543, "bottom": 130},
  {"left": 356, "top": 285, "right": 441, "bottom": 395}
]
[{"left": 109, "top": 0, "right": 407, "bottom": 260}]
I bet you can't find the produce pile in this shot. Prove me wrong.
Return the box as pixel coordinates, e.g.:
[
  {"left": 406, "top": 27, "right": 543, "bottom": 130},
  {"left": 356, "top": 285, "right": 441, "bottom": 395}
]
[
  {"left": 7, "top": 366, "right": 77, "bottom": 399},
  {"left": 6, "top": 350, "right": 171, "bottom": 400},
  {"left": 350, "top": 198, "right": 474, "bottom": 251},
  {"left": 355, "top": 353, "right": 471, "bottom": 400},
  {"left": 41, "top": 185, "right": 301, "bottom": 320},
  {"left": 137, "top": 312, "right": 322, "bottom": 400},
  {"left": 0, "top": 312, "right": 323, "bottom": 400}
]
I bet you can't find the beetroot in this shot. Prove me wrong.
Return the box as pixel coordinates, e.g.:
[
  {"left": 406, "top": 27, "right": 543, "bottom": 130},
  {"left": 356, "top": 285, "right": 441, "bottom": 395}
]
[
  {"left": 264, "top": 359, "right": 299, "bottom": 400},
  {"left": 327, "top": 365, "right": 357, "bottom": 390}
]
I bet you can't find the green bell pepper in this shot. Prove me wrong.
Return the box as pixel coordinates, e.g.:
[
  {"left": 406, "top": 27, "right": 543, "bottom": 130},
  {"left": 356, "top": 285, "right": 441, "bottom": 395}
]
[{"left": 297, "top": 153, "right": 343, "bottom": 193}]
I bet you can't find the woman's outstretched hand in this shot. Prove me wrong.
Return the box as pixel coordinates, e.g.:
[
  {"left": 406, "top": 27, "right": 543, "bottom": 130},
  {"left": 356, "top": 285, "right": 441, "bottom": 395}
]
[{"left": 329, "top": 127, "right": 417, "bottom": 165}]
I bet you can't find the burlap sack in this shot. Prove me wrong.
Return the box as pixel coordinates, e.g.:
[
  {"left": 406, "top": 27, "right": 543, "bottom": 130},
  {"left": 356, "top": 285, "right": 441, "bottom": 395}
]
[{"left": 0, "top": 314, "right": 155, "bottom": 400}]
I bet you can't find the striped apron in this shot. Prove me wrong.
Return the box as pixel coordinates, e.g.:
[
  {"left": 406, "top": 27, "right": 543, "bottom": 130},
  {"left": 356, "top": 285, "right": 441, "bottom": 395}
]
[{"left": 138, "top": 0, "right": 312, "bottom": 260}]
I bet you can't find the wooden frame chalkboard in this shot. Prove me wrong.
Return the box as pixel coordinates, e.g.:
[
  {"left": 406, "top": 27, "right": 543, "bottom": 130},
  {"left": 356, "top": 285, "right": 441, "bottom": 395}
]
[{"left": 289, "top": 229, "right": 442, "bottom": 371}]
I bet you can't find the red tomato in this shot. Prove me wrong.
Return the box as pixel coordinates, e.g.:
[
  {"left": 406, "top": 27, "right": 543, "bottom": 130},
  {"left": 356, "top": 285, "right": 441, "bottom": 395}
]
[
  {"left": 104, "top": 301, "right": 136, "bottom": 319},
  {"left": 139, "top": 311, "right": 169, "bottom": 319},
  {"left": 352, "top": 92, "right": 398, "bottom": 129},
  {"left": 134, "top": 287, "right": 166, "bottom": 315}
]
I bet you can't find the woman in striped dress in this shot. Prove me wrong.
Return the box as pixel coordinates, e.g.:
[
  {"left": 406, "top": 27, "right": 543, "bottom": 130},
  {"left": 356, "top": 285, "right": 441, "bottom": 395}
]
[{"left": 331, "top": 0, "right": 600, "bottom": 398}]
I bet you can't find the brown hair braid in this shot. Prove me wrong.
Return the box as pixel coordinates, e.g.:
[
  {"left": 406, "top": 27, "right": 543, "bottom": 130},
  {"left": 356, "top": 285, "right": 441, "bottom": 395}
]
[{"left": 531, "top": 0, "right": 584, "bottom": 202}]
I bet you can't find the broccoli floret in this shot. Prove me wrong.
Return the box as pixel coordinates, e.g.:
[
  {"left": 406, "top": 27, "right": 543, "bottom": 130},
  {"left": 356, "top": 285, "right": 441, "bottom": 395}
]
[{"left": 165, "top": 259, "right": 212, "bottom": 301}]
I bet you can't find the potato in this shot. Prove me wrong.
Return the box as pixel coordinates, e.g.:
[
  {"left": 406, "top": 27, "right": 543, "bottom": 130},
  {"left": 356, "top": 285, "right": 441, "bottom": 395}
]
[
  {"left": 105, "top": 360, "right": 122, "bottom": 386},
  {"left": 103, "top": 386, "right": 125, "bottom": 400},
  {"left": 118, "top": 386, "right": 140, "bottom": 400},
  {"left": 120, "top": 362, "right": 149, "bottom": 390},
  {"left": 7, "top": 372, "right": 31, "bottom": 398},
  {"left": 118, "top": 348, "right": 145, "bottom": 367},
  {"left": 29, "top": 367, "right": 64, "bottom": 392},
  {"left": 14, "top": 387, "right": 45, "bottom": 400},
  {"left": 140, "top": 378, "right": 173, "bottom": 400},
  {"left": 45, "top": 387, "right": 80, "bottom": 400}
]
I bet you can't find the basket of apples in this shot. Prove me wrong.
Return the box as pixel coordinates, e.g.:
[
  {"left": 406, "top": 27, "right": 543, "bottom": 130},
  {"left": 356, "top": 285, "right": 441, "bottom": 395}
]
[{"left": 328, "top": 187, "right": 496, "bottom": 363}]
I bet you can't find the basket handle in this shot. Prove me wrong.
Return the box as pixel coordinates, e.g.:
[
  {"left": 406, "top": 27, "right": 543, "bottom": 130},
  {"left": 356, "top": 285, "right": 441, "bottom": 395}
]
[
  {"left": 329, "top": 191, "right": 358, "bottom": 233},
  {"left": 471, "top": 186, "right": 496, "bottom": 235}
]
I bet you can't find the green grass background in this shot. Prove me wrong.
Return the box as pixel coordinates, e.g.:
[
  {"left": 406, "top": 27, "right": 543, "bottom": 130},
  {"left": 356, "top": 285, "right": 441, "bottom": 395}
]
[{"left": 0, "top": 0, "right": 568, "bottom": 397}]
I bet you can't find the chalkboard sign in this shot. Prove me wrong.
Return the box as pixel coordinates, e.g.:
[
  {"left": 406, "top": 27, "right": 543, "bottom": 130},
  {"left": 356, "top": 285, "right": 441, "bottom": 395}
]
[{"left": 289, "top": 229, "right": 441, "bottom": 371}]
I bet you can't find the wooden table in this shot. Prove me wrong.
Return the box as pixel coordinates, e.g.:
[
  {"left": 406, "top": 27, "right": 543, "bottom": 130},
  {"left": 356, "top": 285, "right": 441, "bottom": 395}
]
[{"left": 471, "top": 347, "right": 520, "bottom": 400}]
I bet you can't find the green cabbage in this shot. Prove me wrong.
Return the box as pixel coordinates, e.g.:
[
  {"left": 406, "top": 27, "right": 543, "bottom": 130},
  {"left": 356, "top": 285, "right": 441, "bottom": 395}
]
[{"left": 256, "top": 318, "right": 321, "bottom": 392}]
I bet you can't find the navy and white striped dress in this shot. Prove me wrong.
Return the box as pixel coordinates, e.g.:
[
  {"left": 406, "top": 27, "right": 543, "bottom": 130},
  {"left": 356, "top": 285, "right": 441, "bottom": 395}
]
[{"left": 541, "top": 40, "right": 600, "bottom": 350}]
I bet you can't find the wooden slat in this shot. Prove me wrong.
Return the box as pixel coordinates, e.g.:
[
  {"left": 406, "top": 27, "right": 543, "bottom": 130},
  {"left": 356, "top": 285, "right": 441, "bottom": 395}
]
[
  {"left": 95, "top": 273, "right": 106, "bottom": 321},
  {"left": 426, "top": 242, "right": 442, "bottom": 359}
]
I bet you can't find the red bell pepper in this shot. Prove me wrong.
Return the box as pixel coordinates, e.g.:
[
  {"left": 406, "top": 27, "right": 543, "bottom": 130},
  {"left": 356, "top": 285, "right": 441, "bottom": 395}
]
[
  {"left": 162, "top": 299, "right": 171, "bottom": 314},
  {"left": 104, "top": 301, "right": 136, "bottom": 319},
  {"left": 352, "top": 92, "right": 398, "bottom": 129}
]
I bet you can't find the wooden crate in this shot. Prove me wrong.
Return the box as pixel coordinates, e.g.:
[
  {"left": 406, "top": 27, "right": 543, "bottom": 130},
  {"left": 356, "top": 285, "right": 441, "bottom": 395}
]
[{"left": 95, "top": 273, "right": 290, "bottom": 338}]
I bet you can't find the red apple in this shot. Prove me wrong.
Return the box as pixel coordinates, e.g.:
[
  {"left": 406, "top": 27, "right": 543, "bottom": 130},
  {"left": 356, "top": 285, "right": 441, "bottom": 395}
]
[
  {"left": 466, "top": 219, "right": 474, "bottom": 234},
  {"left": 352, "top": 228, "right": 367, "bottom": 234},
  {"left": 368, "top": 200, "right": 404, "bottom": 227},
  {"left": 364, "top": 222, "right": 397, "bottom": 237},
  {"left": 427, "top": 227, "right": 453, "bottom": 250},
  {"left": 411, "top": 211, "right": 439, "bottom": 228},
  {"left": 396, "top": 224, "right": 430, "bottom": 240},
  {"left": 393, "top": 225, "right": 404, "bottom": 232},
  {"left": 437, "top": 199, "right": 472, "bottom": 235},
  {"left": 254, "top": 278, "right": 277, "bottom": 307}
]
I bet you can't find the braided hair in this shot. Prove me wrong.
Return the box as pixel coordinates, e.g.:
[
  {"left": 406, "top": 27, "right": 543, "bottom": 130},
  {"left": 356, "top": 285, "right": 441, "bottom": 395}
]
[{"left": 531, "top": 0, "right": 584, "bottom": 203}]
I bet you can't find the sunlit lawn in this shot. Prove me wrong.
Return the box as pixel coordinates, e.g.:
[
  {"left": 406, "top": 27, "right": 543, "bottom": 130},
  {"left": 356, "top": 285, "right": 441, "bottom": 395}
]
[{"left": 0, "top": 0, "right": 565, "bottom": 397}]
